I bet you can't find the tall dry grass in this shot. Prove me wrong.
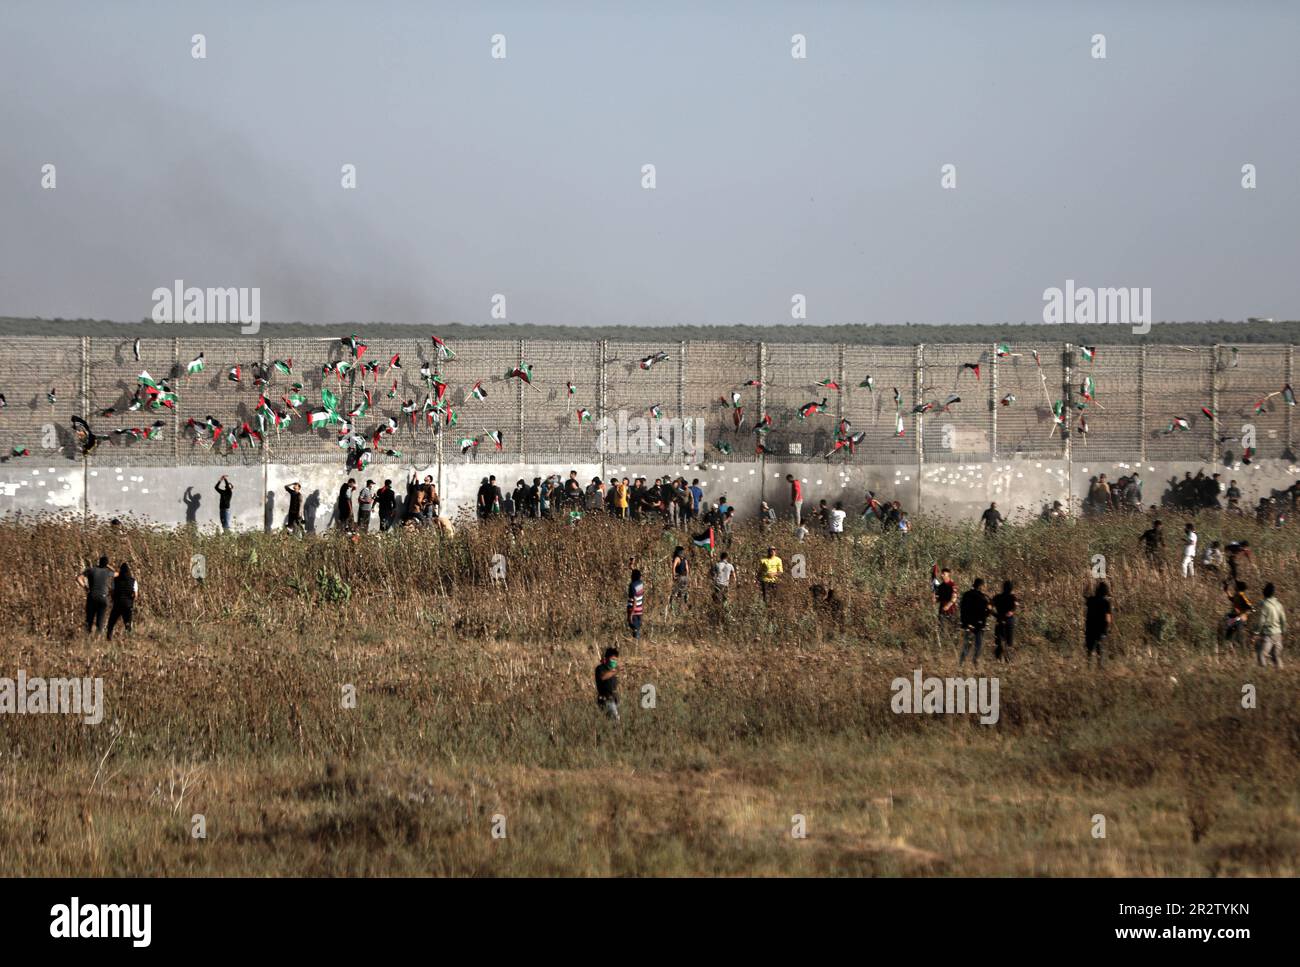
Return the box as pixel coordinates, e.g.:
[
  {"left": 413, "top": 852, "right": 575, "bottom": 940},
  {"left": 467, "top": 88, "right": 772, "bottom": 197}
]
[{"left": 0, "top": 510, "right": 1295, "bottom": 876}]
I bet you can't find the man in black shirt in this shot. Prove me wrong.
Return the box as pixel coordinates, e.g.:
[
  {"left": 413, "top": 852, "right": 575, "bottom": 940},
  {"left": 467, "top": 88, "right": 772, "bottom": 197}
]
[
  {"left": 215, "top": 475, "right": 234, "bottom": 531},
  {"left": 980, "top": 502, "right": 1003, "bottom": 535},
  {"left": 594, "top": 647, "right": 620, "bottom": 721},
  {"left": 959, "top": 578, "right": 992, "bottom": 666},
  {"left": 337, "top": 478, "right": 356, "bottom": 531},
  {"left": 78, "top": 555, "right": 114, "bottom": 634},
  {"left": 376, "top": 479, "right": 397, "bottom": 531},
  {"left": 1085, "top": 581, "right": 1113, "bottom": 664},
  {"left": 1139, "top": 519, "right": 1164, "bottom": 564},
  {"left": 992, "top": 580, "right": 1018, "bottom": 662},
  {"left": 285, "top": 482, "right": 304, "bottom": 534}
]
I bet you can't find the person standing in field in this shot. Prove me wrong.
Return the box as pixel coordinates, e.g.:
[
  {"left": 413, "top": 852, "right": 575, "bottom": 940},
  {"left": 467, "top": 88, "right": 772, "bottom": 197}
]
[
  {"left": 959, "top": 578, "right": 992, "bottom": 666},
  {"left": 992, "top": 580, "right": 1018, "bottom": 662},
  {"left": 711, "top": 551, "right": 735, "bottom": 609},
  {"left": 1252, "top": 583, "right": 1286, "bottom": 669},
  {"left": 336, "top": 478, "right": 356, "bottom": 531},
  {"left": 1140, "top": 519, "right": 1165, "bottom": 565},
  {"left": 828, "top": 501, "right": 847, "bottom": 538},
  {"left": 614, "top": 478, "right": 630, "bottom": 519},
  {"left": 933, "top": 565, "right": 958, "bottom": 640},
  {"left": 665, "top": 546, "right": 690, "bottom": 616},
  {"left": 1181, "top": 522, "right": 1198, "bottom": 578},
  {"left": 357, "top": 479, "right": 375, "bottom": 533},
  {"left": 106, "top": 561, "right": 138, "bottom": 641},
  {"left": 1085, "top": 581, "right": 1113, "bottom": 664},
  {"left": 980, "top": 502, "right": 1003, "bottom": 536},
  {"left": 214, "top": 474, "right": 234, "bottom": 531},
  {"left": 284, "top": 482, "right": 304, "bottom": 534},
  {"left": 78, "top": 554, "right": 114, "bottom": 635},
  {"left": 758, "top": 546, "right": 783, "bottom": 602},
  {"left": 627, "top": 568, "right": 645, "bottom": 640},
  {"left": 1222, "top": 580, "right": 1253, "bottom": 652},
  {"left": 787, "top": 474, "right": 803, "bottom": 526},
  {"left": 595, "top": 647, "right": 620, "bottom": 721},
  {"left": 376, "top": 479, "right": 396, "bottom": 531}
]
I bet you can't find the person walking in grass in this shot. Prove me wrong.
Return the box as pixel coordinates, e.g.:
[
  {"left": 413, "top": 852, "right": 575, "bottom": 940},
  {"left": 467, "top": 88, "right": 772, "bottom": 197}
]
[
  {"left": 106, "top": 561, "right": 138, "bottom": 642},
  {"left": 932, "top": 565, "right": 958, "bottom": 642},
  {"left": 827, "top": 501, "right": 847, "bottom": 539},
  {"left": 1140, "top": 519, "right": 1165, "bottom": 565},
  {"left": 78, "top": 554, "right": 114, "bottom": 635},
  {"left": 992, "top": 579, "right": 1018, "bottom": 662},
  {"left": 666, "top": 545, "right": 690, "bottom": 616},
  {"left": 595, "top": 647, "right": 620, "bottom": 721},
  {"left": 1252, "top": 582, "right": 1286, "bottom": 669},
  {"left": 758, "top": 546, "right": 783, "bottom": 603},
  {"left": 336, "top": 477, "right": 356, "bottom": 531},
  {"left": 1085, "top": 581, "right": 1113, "bottom": 665},
  {"left": 959, "top": 578, "right": 992, "bottom": 666},
  {"left": 711, "top": 551, "right": 735, "bottom": 610},
  {"left": 1222, "top": 580, "right": 1253, "bottom": 653},
  {"left": 627, "top": 568, "right": 645, "bottom": 640},
  {"left": 376, "top": 479, "right": 397, "bottom": 532},
  {"left": 1181, "top": 521, "right": 1198, "bottom": 578},
  {"left": 980, "top": 502, "right": 1003, "bottom": 536},
  {"left": 787, "top": 474, "right": 803, "bottom": 526},
  {"left": 214, "top": 474, "right": 234, "bottom": 531}
]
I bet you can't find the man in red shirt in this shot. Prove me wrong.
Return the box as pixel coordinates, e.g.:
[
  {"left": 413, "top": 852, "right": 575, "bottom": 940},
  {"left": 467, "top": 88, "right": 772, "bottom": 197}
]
[{"left": 786, "top": 474, "right": 803, "bottom": 526}]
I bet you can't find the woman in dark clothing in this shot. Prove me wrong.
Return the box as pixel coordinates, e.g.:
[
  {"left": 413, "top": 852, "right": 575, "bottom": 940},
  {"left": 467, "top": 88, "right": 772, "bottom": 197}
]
[{"left": 107, "top": 561, "right": 138, "bottom": 641}]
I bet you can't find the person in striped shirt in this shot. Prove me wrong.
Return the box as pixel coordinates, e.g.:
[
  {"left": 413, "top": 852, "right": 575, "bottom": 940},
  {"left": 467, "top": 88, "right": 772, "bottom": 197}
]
[{"left": 627, "top": 568, "right": 645, "bottom": 639}]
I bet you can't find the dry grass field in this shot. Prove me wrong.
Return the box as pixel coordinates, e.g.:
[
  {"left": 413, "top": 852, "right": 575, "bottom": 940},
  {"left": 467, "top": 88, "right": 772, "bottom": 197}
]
[{"left": 1, "top": 511, "right": 1296, "bottom": 876}]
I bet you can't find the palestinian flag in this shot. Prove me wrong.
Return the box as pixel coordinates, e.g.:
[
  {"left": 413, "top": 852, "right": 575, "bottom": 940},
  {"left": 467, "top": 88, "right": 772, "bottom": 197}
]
[
  {"left": 639, "top": 351, "right": 670, "bottom": 370},
  {"left": 457, "top": 437, "right": 477, "bottom": 455},
  {"left": 341, "top": 334, "right": 367, "bottom": 359},
  {"left": 363, "top": 360, "right": 379, "bottom": 380},
  {"left": 732, "top": 407, "right": 745, "bottom": 430},
  {"left": 715, "top": 440, "right": 733, "bottom": 455},
  {"left": 1052, "top": 400, "right": 1065, "bottom": 424},
  {"left": 892, "top": 388, "right": 902, "bottom": 409},
  {"left": 505, "top": 363, "right": 534, "bottom": 384},
  {"left": 273, "top": 358, "right": 293, "bottom": 376},
  {"left": 961, "top": 362, "right": 981, "bottom": 381},
  {"left": 817, "top": 378, "right": 841, "bottom": 391},
  {"left": 11, "top": 446, "right": 30, "bottom": 457},
  {"left": 1283, "top": 384, "right": 1296, "bottom": 406},
  {"left": 431, "top": 335, "right": 456, "bottom": 361},
  {"left": 1079, "top": 346, "right": 1096, "bottom": 363},
  {"left": 942, "top": 394, "right": 961, "bottom": 410},
  {"left": 744, "top": 379, "right": 762, "bottom": 387},
  {"left": 384, "top": 449, "right": 402, "bottom": 458},
  {"left": 798, "top": 398, "right": 828, "bottom": 420},
  {"left": 137, "top": 371, "right": 160, "bottom": 390},
  {"left": 1166, "top": 417, "right": 1190, "bottom": 433},
  {"left": 467, "top": 380, "right": 488, "bottom": 402},
  {"left": 576, "top": 408, "right": 592, "bottom": 423},
  {"left": 912, "top": 402, "right": 934, "bottom": 414},
  {"left": 387, "top": 380, "right": 399, "bottom": 400},
  {"left": 227, "top": 365, "right": 241, "bottom": 383},
  {"left": 335, "top": 360, "right": 354, "bottom": 380},
  {"left": 444, "top": 407, "right": 459, "bottom": 427},
  {"left": 1252, "top": 397, "right": 1269, "bottom": 415},
  {"left": 484, "top": 430, "right": 503, "bottom": 451},
  {"left": 565, "top": 381, "right": 576, "bottom": 396},
  {"left": 649, "top": 403, "right": 665, "bottom": 420},
  {"left": 186, "top": 353, "right": 205, "bottom": 375},
  {"left": 995, "top": 343, "right": 1012, "bottom": 358},
  {"left": 1200, "top": 406, "right": 1216, "bottom": 421},
  {"left": 1078, "top": 415, "right": 1089, "bottom": 435},
  {"left": 756, "top": 440, "right": 771, "bottom": 455},
  {"left": 754, "top": 412, "right": 773, "bottom": 432},
  {"left": 691, "top": 527, "right": 715, "bottom": 551},
  {"left": 1243, "top": 446, "right": 1255, "bottom": 464},
  {"left": 385, "top": 353, "right": 401, "bottom": 375},
  {"left": 894, "top": 412, "right": 906, "bottom": 437},
  {"left": 1080, "top": 376, "right": 1095, "bottom": 401},
  {"left": 859, "top": 375, "right": 874, "bottom": 391},
  {"left": 255, "top": 396, "right": 278, "bottom": 429},
  {"left": 1000, "top": 393, "right": 1016, "bottom": 406}
]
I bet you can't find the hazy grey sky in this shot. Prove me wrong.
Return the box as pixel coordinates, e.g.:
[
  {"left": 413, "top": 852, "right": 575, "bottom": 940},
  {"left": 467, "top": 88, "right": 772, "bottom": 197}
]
[{"left": 2, "top": 0, "right": 1297, "bottom": 327}]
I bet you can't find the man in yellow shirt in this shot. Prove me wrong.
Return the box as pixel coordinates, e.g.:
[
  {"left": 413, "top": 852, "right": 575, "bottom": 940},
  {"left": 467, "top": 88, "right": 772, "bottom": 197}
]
[
  {"left": 759, "top": 546, "right": 783, "bottom": 602},
  {"left": 614, "top": 479, "right": 630, "bottom": 519}
]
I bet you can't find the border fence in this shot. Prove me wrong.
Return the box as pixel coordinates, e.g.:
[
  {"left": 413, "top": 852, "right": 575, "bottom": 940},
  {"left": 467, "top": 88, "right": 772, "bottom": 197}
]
[{"left": 0, "top": 337, "right": 1294, "bottom": 469}]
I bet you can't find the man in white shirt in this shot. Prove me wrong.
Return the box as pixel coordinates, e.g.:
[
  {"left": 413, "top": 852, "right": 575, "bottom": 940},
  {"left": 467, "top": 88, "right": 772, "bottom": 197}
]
[
  {"left": 1181, "top": 522, "right": 1198, "bottom": 577},
  {"left": 711, "top": 552, "right": 736, "bottom": 606},
  {"left": 828, "top": 501, "right": 848, "bottom": 538}
]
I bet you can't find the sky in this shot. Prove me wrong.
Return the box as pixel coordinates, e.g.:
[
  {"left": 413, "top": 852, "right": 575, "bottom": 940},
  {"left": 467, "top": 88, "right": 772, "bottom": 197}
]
[{"left": 2, "top": 0, "right": 1298, "bottom": 328}]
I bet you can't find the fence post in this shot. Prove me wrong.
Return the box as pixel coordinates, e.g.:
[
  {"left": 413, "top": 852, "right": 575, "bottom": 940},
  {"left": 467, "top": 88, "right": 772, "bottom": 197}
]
[
  {"left": 81, "top": 335, "right": 90, "bottom": 522},
  {"left": 1288, "top": 344, "right": 1296, "bottom": 457},
  {"left": 1138, "top": 345, "right": 1147, "bottom": 462},
  {"left": 598, "top": 339, "right": 608, "bottom": 480},
  {"left": 1063, "top": 344, "right": 1072, "bottom": 505},
  {"left": 516, "top": 339, "right": 525, "bottom": 459},
  {"left": 758, "top": 342, "right": 767, "bottom": 501},
  {"left": 990, "top": 342, "right": 998, "bottom": 458},
  {"left": 915, "top": 343, "right": 924, "bottom": 511},
  {"left": 1209, "top": 345, "right": 1220, "bottom": 464}
]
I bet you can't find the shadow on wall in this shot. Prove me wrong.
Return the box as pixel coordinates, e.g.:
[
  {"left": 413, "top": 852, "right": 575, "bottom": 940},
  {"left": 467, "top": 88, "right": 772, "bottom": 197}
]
[
  {"left": 182, "top": 487, "right": 201, "bottom": 524},
  {"left": 264, "top": 490, "right": 275, "bottom": 533},
  {"left": 303, "top": 490, "right": 320, "bottom": 534}
]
